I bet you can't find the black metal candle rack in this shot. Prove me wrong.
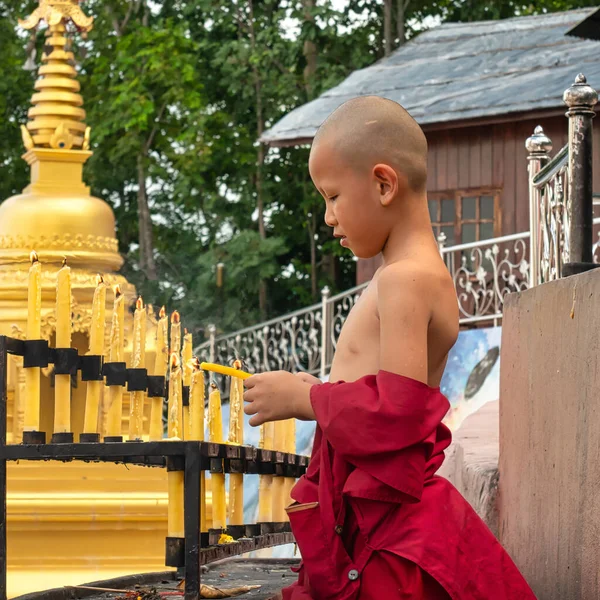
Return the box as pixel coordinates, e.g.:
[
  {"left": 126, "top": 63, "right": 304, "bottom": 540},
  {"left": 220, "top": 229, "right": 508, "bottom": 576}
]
[{"left": 0, "top": 336, "right": 308, "bottom": 600}]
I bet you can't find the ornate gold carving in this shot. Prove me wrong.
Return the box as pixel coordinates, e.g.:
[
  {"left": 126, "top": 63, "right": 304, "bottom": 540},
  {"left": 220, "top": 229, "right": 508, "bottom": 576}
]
[
  {"left": 19, "top": 1, "right": 94, "bottom": 32},
  {"left": 0, "top": 233, "right": 119, "bottom": 253},
  {"left": 20, "top": 125, "right": 34, "bottom": 151},
  {"left": 49, "top": 122, "right": 74, "bottom": 150},
  {"left": 82, "top": 126, "right": 91, "bottom": 151}
]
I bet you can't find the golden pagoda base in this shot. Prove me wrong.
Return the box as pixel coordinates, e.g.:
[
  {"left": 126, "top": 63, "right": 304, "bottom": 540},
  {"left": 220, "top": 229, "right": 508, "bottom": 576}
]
[{"left": 6, "top": 460, "right": 213, "bottom": 598}]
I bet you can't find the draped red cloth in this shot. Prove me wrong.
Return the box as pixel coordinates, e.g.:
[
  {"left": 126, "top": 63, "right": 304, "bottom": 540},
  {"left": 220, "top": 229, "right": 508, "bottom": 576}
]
[{"left": 282, "top": 371, "right": 536, "bottom": 600}]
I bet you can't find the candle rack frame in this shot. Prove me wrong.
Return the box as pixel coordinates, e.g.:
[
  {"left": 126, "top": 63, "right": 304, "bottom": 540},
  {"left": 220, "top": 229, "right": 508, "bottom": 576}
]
[{"left": 0, "top": 336, "right": 308, "bottom": 600}]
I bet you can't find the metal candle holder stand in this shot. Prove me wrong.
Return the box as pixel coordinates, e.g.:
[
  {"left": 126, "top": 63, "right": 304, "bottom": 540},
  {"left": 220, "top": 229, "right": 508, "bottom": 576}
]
[{"left": 0, "top": 335, "right": 308, "bottom": 600}]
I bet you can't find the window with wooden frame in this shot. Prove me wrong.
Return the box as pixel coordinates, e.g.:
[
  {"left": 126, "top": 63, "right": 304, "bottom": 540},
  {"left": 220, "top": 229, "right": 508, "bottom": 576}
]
[{"left": 428, "top": 190, "right": 501, "bottom": 247}]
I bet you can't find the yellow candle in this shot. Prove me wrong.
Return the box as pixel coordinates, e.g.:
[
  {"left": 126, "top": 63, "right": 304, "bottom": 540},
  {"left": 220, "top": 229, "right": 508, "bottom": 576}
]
[
  {"left": 201, "top": 362, "right": 251, "bottom": 380},
  {"left": 189, "top": 359, "right": 205, "bottom": 441},
  {"left": 105, "top": 285, "right": 125, "bottom": 438},
  {"left": 208, "top": 383, "right": 226, "bottom": 529},
  {"left": 283, "top": 418, "right": 297, "bottom": 514},
  {"left": 24, "top": 251, "right": 41, "bottom": 432},
  {"left": 168, "top": 470, "right": 185, "bottom": 538},
  {"left": 189, "top": 359, "right": 206, "bottom": 532},
  {"left": 228, "top": 360, "right": 244, "bottom": 445},
  {"left": 129, "top": 296, "right": 146, "bottom": 440},
  {"left": 273, "top": 420, "right": 286, "bottom": 453},
  {"left": 228, "top": 360, "right": 245, "bottom": 526},
  {"left": 167, "top": 353, "right": 183, "bottom": 439},
  {"left": 149, "top": 306, "right": 168, "bottom": 441},
  {"left": 272, "top": 419, "right": 288, "bottom": 522},
  {"left": 166, "top": 352, "right": 184, "bottom": 538},
  {"left": 272, "top": 476, "right": 286, "bottom": 522},
  {"left": 54, "top": 259, "right": 72, "bottom": 434},
  {"left": 170, "top": 310, "right": 181, "bottom": 356},
  {"left": 258, "top": 421, "right": 274, "bottom": 523},
  {"left": 83, "top": 275, "right": 106, "bottom": 434},
  {"left": 182, "top": 329, "right": 193, "bottom": 440},
  {"left": 285, "top": 419, "right": 296, "bottom": 455}
]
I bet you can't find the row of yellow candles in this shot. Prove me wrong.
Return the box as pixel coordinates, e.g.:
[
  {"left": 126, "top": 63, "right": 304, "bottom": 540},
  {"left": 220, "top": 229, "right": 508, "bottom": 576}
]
[{"left": 24, "top": 253, "right": 297, "bottom": 536}]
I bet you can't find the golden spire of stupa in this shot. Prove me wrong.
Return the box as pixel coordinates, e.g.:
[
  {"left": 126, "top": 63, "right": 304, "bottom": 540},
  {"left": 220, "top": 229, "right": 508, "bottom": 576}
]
[
  {"left": 19, "top": 0, "right": 93, "bottom": 152},
  {"left": 0, "top": 0, "right": 133, "bottom": 345}
]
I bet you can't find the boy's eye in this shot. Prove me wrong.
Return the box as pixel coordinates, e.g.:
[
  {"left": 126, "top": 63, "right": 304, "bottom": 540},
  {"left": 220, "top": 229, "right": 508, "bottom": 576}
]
[{"left": 328, "top": 195, "right": 338, "bottom": 202}]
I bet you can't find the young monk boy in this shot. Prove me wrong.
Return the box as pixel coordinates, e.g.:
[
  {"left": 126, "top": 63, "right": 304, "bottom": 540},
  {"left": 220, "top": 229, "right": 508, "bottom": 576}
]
[{"left": 243, "top": 96, "right": 536, "bottom": 599}]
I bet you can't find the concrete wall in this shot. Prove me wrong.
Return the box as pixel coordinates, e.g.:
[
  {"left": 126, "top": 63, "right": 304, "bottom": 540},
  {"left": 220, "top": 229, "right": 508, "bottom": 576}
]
[
  {"left": 439, "top": 400, "right": 499, "bottom": 537},
  {"left": 499, "top": 269, "right": 600, "bottom": 600}
]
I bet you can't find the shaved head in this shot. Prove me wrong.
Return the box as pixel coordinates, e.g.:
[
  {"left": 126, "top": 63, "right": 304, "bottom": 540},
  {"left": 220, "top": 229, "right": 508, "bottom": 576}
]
[{"left": 312, "top": 96, "right": 428, "bottom": 192}]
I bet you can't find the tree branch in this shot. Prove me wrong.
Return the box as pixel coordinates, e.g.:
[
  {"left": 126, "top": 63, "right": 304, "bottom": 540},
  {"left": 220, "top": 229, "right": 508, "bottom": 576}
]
[{"left": 144, "top": 100, "right": 168, "bottom": 154}]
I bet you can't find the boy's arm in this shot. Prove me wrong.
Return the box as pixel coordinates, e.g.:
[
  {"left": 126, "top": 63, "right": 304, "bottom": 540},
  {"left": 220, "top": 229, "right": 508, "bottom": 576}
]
[{"left": 377, "top": 263, "right": 431, "bottom": 384}]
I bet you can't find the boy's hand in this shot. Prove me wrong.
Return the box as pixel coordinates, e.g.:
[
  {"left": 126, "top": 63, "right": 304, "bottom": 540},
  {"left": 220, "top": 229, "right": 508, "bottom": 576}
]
[
  {"left": 243, "top": 371, "right": 316, "bottom": 426},
  {"left": 295, "top": 371, "right": 322, "bottom": 385}
]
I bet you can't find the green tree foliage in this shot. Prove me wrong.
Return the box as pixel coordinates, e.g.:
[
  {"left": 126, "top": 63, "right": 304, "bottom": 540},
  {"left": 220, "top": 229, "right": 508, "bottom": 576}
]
[{"left": 0, "top": 0, "right": 596, "bottom": 338}]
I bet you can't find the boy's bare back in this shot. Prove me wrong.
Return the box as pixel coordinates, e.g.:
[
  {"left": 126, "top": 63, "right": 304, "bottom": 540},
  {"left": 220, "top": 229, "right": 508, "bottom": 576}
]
[{"left": 330, "top": 253, "right": 458, "bottom": 388}]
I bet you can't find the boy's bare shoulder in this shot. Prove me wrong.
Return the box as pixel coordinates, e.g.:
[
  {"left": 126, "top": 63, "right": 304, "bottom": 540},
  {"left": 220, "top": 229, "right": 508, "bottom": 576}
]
[{"left": 376, "top": 258, "right": 451, "bottom": 301}]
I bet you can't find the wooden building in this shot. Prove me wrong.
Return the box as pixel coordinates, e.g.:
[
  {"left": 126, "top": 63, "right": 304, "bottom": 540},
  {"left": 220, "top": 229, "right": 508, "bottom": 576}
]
[{"left": 262, "top": 8, "right": 600, "bottom": 284}]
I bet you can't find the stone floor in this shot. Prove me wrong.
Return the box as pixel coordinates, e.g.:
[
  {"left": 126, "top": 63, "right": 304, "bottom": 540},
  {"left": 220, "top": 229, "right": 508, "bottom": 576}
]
[{"left": 14, "top": 560, "right": 299, "bottom": 600}]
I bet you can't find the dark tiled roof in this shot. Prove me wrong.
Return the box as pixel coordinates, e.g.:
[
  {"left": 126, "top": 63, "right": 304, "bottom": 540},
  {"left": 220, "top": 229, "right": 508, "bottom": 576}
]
[{"left": 262, "top": 9, "right": 600, "bottom": 146}]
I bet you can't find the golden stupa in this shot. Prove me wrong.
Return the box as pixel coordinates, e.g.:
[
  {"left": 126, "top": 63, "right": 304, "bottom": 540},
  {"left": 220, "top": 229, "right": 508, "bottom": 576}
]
[{"left": 0, "top": 2, "right": 201, "bottom": 595}]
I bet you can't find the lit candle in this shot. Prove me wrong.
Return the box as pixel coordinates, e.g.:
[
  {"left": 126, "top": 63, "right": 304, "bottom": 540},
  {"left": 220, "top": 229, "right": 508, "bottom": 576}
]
[
  {"left": 228, "top": 360, "right": 244, "bottom": 526},
  {"left": 257, "top": 421, "right": 274, "bottom": 523},
  {"left": 182, "top": 329, "right": 193, "bottom": 440},
  {"left": 189, "top": 358, "right": 205, "bottom": 441},
  {"left": 189, "top": 358, "right": 207, "bottom": 533},
  {"left": 129, "top": 296, "right": 146, "bottom": 440},
  {"left": 170, "top": 310, "right": 181, "bottom": 356},
  {"left": 105, "top": 285, "right": 125, "bottom": 438},
  {"left": 167, "top": 352, "right": 183, "bottom": 440},
  {"left": 167, "top": 352, "right": 184, "bottom": 539},
  {"left": 228, "top": 360, "right": 244, "bottom": 445},
  {"left": 24, "top": 251, "right": 41, "bottom": 433},
  {"left": 83, "top": 275, "right": 106, "bottom": 435},
  {"left": 54, "top": 258, "right": 72, "bottom": 434},
  {"left": 208, "top": 382, "right": 227, "bottom": 529},
  {"left": 149, "top": 306, "right": 168, "bottom": 441}
]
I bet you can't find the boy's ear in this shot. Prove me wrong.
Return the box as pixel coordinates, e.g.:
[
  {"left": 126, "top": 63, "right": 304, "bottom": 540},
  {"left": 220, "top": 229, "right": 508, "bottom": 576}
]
[{"left": 372, "top": 164, "right": 406, "bottom": 206}]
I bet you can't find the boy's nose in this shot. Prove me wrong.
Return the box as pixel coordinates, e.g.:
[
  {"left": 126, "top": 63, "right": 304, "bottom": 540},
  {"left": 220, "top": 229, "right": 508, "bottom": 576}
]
[{"left": 324, "top": 206, "right": 338, "bottom": 227}]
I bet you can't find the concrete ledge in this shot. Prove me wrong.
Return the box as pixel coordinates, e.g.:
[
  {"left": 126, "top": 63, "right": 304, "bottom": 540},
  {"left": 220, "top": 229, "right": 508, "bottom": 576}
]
[{"left": 439, "top": 400, "right": 499, "bottom": 536}]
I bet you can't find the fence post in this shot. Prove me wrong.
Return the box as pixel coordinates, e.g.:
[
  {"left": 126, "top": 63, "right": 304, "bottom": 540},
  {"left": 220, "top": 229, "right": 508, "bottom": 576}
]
[
  {"left": 319, "top": 286, "right": 330, "bottom": 380},
  {"left": 562, "top": 73, "right": 598, "bottom": 276},
  {"left": 208, "top": 324, "right": 216, "bottom": 363},
  {"left": 526, "top": 126, "right": 553, "bottom": 286}
]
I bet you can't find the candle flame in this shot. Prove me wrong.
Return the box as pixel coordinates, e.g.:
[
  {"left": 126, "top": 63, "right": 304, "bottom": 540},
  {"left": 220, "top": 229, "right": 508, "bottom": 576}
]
[
  {"left": 159, "top": 305, "right": 166, "bottom": 319},
  {"left": 184, "top": 327, "right": 188, "bottom": 335},
  {"left": 96, "top": 274, "right": 104, "bottom": 286},
  {"left": 61, "top": 257, "right": 67, "bottom": 267},
  {"left": 210, "top": 382, "right": 218, "bottom": 390},
  {"left": 192, "top": 357, "right": 201, "bottom": 370},
  {"left": 170, "top": 352, "right": 180, "bottom": 370},
  {"left": 171, "top": 310, "right": 180, "bottom": 325},
  {"left": 233, "top": 359, "right": 242, "bottom": 370},
  {"left": 136, "top": 296, "right": 144, "bottom": 311},
  {"left": 113, "top": 284, "right": 122, "bottom": 298},
  {"left": 29, "top": 250, "right": 38, "bottom": 264}
]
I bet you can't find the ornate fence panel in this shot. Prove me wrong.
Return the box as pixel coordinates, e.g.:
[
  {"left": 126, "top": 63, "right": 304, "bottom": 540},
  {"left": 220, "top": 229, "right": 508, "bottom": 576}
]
[{"left": 439, "top": 232, "right": 531, "bottom": 326}]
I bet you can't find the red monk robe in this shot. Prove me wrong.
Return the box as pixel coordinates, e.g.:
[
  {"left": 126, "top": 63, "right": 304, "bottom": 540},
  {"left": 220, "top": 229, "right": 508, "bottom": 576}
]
[{"left": 282, "top": 371, "right": 536, "bottom": 600}]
